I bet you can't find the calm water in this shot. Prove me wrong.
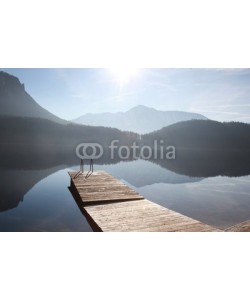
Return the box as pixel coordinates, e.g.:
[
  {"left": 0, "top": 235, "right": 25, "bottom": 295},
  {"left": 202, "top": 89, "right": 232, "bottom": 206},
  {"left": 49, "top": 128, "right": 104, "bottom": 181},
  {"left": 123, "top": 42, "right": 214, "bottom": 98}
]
[{"left": 1, "top": 159, "right": 250, "bottom": 231}]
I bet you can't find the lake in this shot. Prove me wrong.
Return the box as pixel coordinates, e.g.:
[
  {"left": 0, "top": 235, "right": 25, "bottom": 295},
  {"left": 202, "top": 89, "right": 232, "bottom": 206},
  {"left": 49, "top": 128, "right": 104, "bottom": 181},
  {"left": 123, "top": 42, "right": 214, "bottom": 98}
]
[{"left": 1, "top": 159, "right": 250, "bottom": 231}]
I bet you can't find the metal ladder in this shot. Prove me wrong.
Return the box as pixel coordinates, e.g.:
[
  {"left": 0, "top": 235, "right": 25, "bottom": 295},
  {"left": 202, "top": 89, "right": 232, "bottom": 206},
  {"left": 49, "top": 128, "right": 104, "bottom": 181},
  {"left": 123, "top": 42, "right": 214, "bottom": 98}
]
[{"left": 74, "top": 159, "right": 94, "bottom": 179}]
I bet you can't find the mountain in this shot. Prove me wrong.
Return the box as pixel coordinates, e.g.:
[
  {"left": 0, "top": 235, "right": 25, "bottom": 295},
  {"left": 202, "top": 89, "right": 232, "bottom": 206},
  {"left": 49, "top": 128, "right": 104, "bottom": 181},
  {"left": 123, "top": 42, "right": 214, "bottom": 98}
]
[
  {"left": 0, "top": 116, "right": 139, "bottom": 168},
  {"left": 0, "top": 71, "right": 141, "bottom": 170},
  {"left": 142, "top": 120, "right": 250, "bottom": 177},
  {"left": 142, "top": 119, "right": 250, "bottom": 150},
  {"left": 0, "top": 71, "right": 66, "bottom": 124},
  {"left": 71, "top": 105, "right": 207, "bottom": 134}
]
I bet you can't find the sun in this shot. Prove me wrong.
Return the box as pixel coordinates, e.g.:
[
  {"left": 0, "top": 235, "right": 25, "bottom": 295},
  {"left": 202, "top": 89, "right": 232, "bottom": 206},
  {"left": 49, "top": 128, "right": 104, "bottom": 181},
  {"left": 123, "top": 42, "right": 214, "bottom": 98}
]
[{"left": 109, "top": 68, "right": 139, "bottom": 86}]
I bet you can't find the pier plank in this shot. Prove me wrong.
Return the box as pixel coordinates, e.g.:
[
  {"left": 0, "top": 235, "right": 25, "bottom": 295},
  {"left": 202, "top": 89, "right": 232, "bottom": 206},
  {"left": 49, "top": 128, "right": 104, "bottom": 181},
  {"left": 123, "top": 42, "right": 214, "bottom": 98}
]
[{"left": 69, "top": 171, "right": 221, "bottom": 232}]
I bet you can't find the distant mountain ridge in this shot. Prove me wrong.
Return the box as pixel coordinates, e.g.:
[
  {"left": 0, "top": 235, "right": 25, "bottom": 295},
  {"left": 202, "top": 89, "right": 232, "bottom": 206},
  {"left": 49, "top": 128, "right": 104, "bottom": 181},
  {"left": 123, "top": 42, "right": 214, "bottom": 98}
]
[
  {"left": 142, "top": 119, "right": 250, "bottom": 177},
  {"left": 72, "top": 105, "right": 207, "bottom": 134},
  {"left": 0, "top": 71, "right": 66, "bottom": 124},
  {"left": 142, "top": 119, "right": 250, "bottom": 150}
]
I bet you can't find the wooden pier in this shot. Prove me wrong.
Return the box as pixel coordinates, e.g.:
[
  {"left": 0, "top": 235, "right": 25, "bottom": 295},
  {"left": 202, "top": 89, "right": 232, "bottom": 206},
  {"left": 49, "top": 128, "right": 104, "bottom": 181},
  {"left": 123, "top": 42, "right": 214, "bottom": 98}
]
[{"left": 69, "top": 171, "right": 220, "bottom": 232}]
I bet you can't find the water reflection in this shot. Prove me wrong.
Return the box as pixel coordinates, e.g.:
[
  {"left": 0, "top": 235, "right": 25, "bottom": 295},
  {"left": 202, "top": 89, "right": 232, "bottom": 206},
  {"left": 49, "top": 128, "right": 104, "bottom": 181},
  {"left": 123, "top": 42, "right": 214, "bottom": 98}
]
[
  {"left": 96, "top": 160, "right": 203, "bottom": 187},
  {"left": 0, "top": 167, "right": 63, "bottom": 212},
  {"left": 134, "top": 175, "right": 250, "bottom": 229},
  {"left": 0, "top": 169, "right": 93, "bottom": 232},
  {"left": 1, "top": 146, "right": 250, "bottom": 231}
]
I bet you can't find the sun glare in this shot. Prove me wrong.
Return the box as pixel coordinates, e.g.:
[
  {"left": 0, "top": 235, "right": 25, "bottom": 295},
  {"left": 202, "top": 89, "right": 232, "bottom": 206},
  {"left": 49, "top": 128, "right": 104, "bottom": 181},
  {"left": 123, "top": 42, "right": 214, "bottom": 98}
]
[{"left": 109, "top": 68, "right": 139, "bottom": 86}]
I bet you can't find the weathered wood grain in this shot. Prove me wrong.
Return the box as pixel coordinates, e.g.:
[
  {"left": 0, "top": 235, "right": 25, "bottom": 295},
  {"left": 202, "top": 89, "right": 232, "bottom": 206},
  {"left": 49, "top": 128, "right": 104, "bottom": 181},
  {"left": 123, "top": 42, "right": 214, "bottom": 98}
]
[
  {"left": 69, "top": 171, "right": 221, "bottom": 232},
  {"left": 69, "top": 171, "right": 144, "bottom": 203},
  {"left": 84, "top": 199, "right": 220, "bottom": 232},
  {"left": 225, "top": 220, "right": 250, "bottom": 232}
]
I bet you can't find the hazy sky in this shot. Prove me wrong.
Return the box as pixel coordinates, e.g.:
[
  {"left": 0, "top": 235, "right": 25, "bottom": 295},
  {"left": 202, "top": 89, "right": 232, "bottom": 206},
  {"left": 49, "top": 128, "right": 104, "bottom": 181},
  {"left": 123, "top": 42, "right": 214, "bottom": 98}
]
[{"left": 2, "top": 68, "right": 250, "bottom": 122}]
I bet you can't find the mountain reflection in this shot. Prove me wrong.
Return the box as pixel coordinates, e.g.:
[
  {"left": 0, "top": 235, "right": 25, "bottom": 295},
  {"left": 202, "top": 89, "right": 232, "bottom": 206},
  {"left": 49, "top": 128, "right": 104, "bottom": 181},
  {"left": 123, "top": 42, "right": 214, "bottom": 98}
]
[{"left": 1, "top": 144, "right": 250, "bottom": 213}]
